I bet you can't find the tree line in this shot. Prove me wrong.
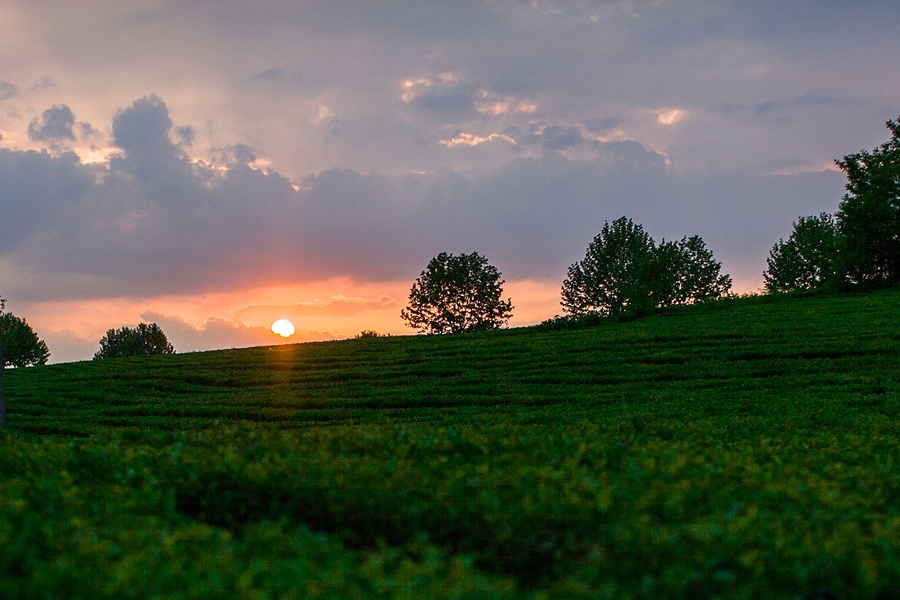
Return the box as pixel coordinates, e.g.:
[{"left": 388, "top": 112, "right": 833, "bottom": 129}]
[
  {"left": 402, "top": 116, "right": 900, "bottom": 333},
  {"left": 0, "top": 305, "right": 175, "bottom": 370},
  {"left": 764, "top": 117, "right": 900, "bottom": 293},
  {"left": 2, "top": 115, "right": 899, "bottom": 364}
]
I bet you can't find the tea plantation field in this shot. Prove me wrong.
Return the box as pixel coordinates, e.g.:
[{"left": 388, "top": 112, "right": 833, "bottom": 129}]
[{"left": 2, "top": 290, "right": 900, "bottom": 598}]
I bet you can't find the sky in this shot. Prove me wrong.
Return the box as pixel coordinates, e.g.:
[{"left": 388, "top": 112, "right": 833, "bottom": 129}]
[{"left": 1, "top": 1, "right": 898, "bottom": 363}]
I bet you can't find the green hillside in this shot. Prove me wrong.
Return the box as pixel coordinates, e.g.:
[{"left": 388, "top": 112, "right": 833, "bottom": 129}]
[{"left": 2, "top": 290, "right": 900, "bottom": 598}]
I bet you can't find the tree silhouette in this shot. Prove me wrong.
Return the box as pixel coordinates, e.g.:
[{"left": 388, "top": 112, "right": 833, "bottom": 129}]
[
  {"left": 0, "top": 312, "right": 50, "bottom": 367},
  {"left": 0, "top": 295, "right": 5, "bottom": 429},
  {"left": 764, "top": 213, "right": 842, "bottom": 293},
  {"left": 94, "top": 323, "right": 175, "bottom": 360},
  {"left": 655, "top": 235, "right": 733, "bottom": 307},
  {"left": 561, "top": 217, "right": 657, "bottom": 317},
  {"left": 835, "top": 117, "right": 900, "bottom": 287},
  {"left": 561, "top": 217, "right": 731, "bottom": 318},
  {"left": 401, "top": 252, "right": 513, "bottom": 334}
]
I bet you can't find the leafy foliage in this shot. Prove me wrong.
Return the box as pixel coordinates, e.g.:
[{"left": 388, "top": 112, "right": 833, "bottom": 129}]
[
  {"left": 0, "top": 294, "right": 5, "bottom": 429},
  {"left": 4, "top": 290, "right": 900, "bottom": 597},
  {"left": 0, "top": 312, "right": 50, "bottom": 367},
  {"left": 93, "top": 322, "right": 175, "bottom": 360},
  {"left": 561, "top": 217, "right": 731, "bottom": 317},
  {"left": 561, "top": 217, "right": 657, "bottom": 317},
  {"left": 354, "top": 329, "right": 388, "bottom": 339},
  {"left": 655, "top": 234, "right": 734, "bottom": 305},
  {"left": 535, "top": 312, "right": 606, "bottom": 332},
  {"left": 835, "top": 117, "right": 900, "bottom": 287},
  {"left": 763, "top": 213, "right": 843, "bottom": 293},
  {"left": 401, "top": 252, "right": 513, "bottom": 334}
]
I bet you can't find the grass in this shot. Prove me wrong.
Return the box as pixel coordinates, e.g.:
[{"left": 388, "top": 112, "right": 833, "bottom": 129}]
[{"left": 2, "top": 289, "right": 900, "bottom": 598}]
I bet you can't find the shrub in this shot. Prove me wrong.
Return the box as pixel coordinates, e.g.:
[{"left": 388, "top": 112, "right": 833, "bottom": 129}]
[{"left": 94, "top": 323, "right": 175, "bottom": 360}]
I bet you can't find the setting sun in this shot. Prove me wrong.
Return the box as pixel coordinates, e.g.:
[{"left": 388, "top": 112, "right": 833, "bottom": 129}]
[{"left": 271, "top": 319, "right": 295, "bottom": 338}]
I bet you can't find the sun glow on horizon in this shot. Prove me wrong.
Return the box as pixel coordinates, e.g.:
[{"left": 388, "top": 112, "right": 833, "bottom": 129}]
[{"left": 271, "top": 319, "right": 295, "bottom": 338}]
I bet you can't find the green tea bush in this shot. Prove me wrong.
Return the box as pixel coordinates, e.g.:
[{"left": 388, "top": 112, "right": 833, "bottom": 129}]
[{"left": 2, "top": 290, "right": 900, "bottom": 597}]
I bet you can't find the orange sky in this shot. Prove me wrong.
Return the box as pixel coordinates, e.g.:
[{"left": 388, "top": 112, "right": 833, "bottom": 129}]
[
  {"left": 20, "top": 275, "right": 761, "bottom": 364},
  {"left": 17, "top": 278, "right": 563, "bottom": 362}
]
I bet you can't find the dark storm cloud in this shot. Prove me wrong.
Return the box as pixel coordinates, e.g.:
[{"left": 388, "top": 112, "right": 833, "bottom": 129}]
[{"left": 27, "top": 104, "right": 76, "bottom": 142}]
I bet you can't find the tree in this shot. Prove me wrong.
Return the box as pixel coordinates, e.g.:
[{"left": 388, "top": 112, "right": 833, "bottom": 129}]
[
  {"left": 93, "top": 323, "right": 175, "bottom": 360},
  {"left": 835, "top": 116, "right": 900, "bottom": 287},
  {"left": 561, "top": 217, "right": 732, "bottom": 318},
  {"left": 763, "top": 213, "right": 842, "bottom": 293},
  {"left": 0, "top": 297, "right": 47, "bottom": 429},
  {"left": 0, "top": 295, "right": 5, "bottom": 429},
  {"left": 401, "top": 252, "right": 513, "bottom": 334},
  {"left": 561, "top": 217, "right": 657, "bottom": 317},
  {"left": 0, "top": 312, "right": 50, "bottom": 367},
  {"left": 656, "top": 235, "right": 733, "bottom": 306}
]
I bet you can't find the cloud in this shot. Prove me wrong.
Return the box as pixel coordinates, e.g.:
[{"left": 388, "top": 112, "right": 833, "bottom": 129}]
[
  {"left": 29, "top": 77, "right": 56, "bottom": 92},
  {"left": 410, "top": 92, "right": 477, "bottom": 118},
  {"left": 297, "top": 1, "right": 504, "bottom": 40},
  {"left": 655, "top": 108, "right": 687, "bottom": 125},
  {"left": 176, "top": 125, "right": 195, "bottom": 146},
  {"left": 235, "top": 295, "right": 398, "bottom": 324},
  {"left": 504, "top": 121, "right": 624, "bottom": 152},
  {"left": 474, "top": 90, "right": 537, "bottom": 116},
  {"left": 400, "top": 72, "right": 537, "bottom": 124},
  {"left": 112, "top": 95, "right": 179, "bottom": 160},
  {"left": 80, "top": 122, "right": 101, "bottom": 138},
  {"left": 583, "top": 118, "right": 620, "bottom": 133},
  {"left": 140, "top": 311, "right": 339, "bottom": 354},
  {"left": 438, "top": 131, "right": 516, "bottom": 148},
  {"left": 537, "top": 125, "right": 583, "bottom": 150},
  {"left": 0, "top": 81, "right": 18, "bottom": 101},
  {"left": 754, "top": 90, "right": 852, "bottom": 115},
  {"left": 257, "top": 67, "right": 288, "bottom": 81},
  {"left": 210, "top": 143, "right": 258, "bottom": 166},
  {"left": 0, "top": 94, "right": 849, "bottom": 304},
  {"left": 27, "top": 104, "right": 77, "bottom": 142},
  {"left": 0, "top": 1, "right": 896, "bottom": 362},
  {"left": 39, "top": 328, "right": 99, "bottom": 364},
  {"left": 0, "top": 148, "right": 95, "bottom": 252},
  {"left": 139, "top": 310, "right": 303, "bottom": 352},
  {"left": 712, "top": 90, "right": 854, "bottom": 119}
]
